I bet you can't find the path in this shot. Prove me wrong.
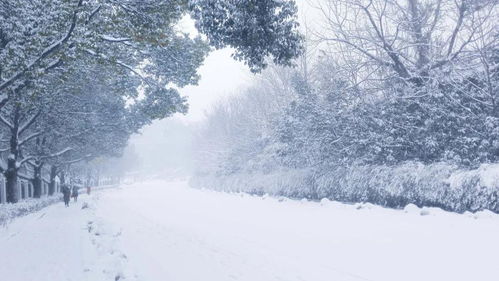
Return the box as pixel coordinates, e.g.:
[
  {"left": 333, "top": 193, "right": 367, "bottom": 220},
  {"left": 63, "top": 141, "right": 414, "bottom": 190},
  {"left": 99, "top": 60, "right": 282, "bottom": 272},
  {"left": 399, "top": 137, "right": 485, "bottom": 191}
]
[{"left": 1, "top": 180, "right": 499, "bottom": 281}]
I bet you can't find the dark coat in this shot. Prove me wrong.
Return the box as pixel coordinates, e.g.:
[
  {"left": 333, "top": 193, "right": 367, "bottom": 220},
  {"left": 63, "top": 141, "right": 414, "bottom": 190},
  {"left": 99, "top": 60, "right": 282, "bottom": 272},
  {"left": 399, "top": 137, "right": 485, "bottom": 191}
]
[
  {"left": 72, "top": 186, "right": 79, "bottom": 197},
  {"left": 62, "top": 185, "right": 71, "bottom": 201}
]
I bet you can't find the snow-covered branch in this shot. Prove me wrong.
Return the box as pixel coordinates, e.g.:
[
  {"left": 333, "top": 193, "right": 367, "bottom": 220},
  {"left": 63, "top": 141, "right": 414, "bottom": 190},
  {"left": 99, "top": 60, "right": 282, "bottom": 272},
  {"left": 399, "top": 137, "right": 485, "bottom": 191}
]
[
  {"left": 42, "top": 147, "right": 73, "bottom": 160},
  {"left": 17, "top": 156, "right": 36, "bottom": 169},
  {"left": 61, "top": 154, "right": 92, "bottom": 165},
  {"left": 83, "top": 48, "right": 154, "bottom": 86},
  {"left": 19, "top": 111, "right": 41, "bottom": 135},
  {"left": 446, "top": 1, "right": 467, "bottom": 58},
  {"left": 0, "top": 113, "right": 13, "bottom": 129},
  {"left": 0, "top": 0, "right": 84, "bottom": 93},
  {"left": 100, "top": 35, "right": 133, "bottom": 43},
  {"left": 45, "top": 58, "right": 63, "bottom": 72},
  {"left": 86, "top": 5, "right": 102, "bottom": 24},
  {"left": 0, "top": 93, "right": 8, "bottom": 109},
  {"left": 18, "top": 131, "right": 43, "bottom": 147}
]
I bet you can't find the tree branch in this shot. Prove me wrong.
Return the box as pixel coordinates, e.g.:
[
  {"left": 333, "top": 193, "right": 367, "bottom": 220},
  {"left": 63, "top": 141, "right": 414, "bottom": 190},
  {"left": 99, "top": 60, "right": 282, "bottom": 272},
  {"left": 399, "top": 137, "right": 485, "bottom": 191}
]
[
  {"left": 100, "top": 35, "right": 133, "bottom": 43},
  {"left": 83, "top": 48, "right": 155, "bottom": 86},
  {"left": 0, "top": 0, "right": 84, "bottom": 93},
  {"left": 61, "top": 154, "right": 92, "bottom": 165},
  {"left": 447, "top": 1, "right": 467, "bottom": 57},
  {"left": 0, "top": 113, "right": 13, "bottom": 129},
  {"left": 17, "top": 156, "right": 36, "bottom": 169},
  {"left": 358, "top": 2, "right": 411, "bottom": 79},
  {"left": 18, "top": 131, "right": 43, "bottom": 147},
  {"left": 19, "top": 110, "right": 41, "bottom": 135},
  {"left": 86, "top": 5, "right": 101, "bottom": 24},
  {"left": 42, "top": 147, "right": 73, "bottom": 160}
]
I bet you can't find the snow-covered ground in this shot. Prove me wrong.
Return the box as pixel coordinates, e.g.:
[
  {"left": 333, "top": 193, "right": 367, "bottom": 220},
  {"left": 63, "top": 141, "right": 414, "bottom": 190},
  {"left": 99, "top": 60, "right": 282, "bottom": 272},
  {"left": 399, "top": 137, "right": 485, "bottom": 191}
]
[{"left": 1, "top": 180, "right": 499, "bottom": 281}]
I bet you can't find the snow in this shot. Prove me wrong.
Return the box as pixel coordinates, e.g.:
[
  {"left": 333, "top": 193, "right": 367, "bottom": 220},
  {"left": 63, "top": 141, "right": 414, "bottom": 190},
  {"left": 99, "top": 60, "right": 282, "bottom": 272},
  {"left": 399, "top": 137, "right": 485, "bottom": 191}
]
[
  {"left": 319, "top": 197, "right": 330, "bottom": 205},
  {"left": 0, "top": 195, "right": 62, "bottom": 226},
  {"left": 100, "top": 35, "right": 132, "bottom": 42},
  {"left": 420, "top": 207, "right": 431, "bottom": 216},
  {"left": 0, "top": 193, "right": 135, "bottom": 281},
  {"left": 404, "top": 203, "right": 419, "bottom": 213},
  {"left": 447, "top": 163, "right": 499, "bottom": 189},
  {"left": 1, "top": 179, "right": 499, "bottom": 281}
]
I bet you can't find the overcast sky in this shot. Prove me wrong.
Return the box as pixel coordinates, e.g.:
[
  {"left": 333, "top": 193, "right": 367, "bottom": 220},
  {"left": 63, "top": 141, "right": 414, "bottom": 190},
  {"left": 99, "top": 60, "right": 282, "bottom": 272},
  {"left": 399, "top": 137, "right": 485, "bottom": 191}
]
[{"left": 174, "top": 48, "right": 252, "bottom": 123}]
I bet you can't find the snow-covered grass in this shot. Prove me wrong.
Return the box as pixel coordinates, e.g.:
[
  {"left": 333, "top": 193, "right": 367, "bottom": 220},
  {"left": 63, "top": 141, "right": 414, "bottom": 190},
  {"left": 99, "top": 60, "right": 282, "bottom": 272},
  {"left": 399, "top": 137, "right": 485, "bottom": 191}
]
[
  {"left": 0, "top": 195, "right": 62, "bottom": 226},
  {"left": 1, "top": 179, "right": 499, "bottom": 281},
  {"left": 191, "top": 162, "right": 499, "bottom": 213}
]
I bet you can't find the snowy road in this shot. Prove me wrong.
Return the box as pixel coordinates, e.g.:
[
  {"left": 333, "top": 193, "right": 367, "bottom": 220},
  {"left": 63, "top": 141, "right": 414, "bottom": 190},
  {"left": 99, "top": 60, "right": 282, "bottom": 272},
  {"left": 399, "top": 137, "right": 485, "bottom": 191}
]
[{"left": 1, "top": 180, "right": 499, "bottom": 281}]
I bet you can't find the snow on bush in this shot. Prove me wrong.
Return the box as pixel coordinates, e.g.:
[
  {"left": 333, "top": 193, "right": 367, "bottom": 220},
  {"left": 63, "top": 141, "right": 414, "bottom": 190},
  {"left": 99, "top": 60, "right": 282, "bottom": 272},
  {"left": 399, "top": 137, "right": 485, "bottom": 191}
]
[
  {"left": 420, "top": 208, "right": 431, "bottom": 216},
  {"left": 191, "top": 168, "right": 314, "bottom": 198},
  {"left": 319, "top": 198, "right": 330, "bottom": 205},
  {"left": 0, "top": 195, "right": 62, "bottom": 226},
  {"left": 191, "top": 162, "right": 499, "bottom": 213}
]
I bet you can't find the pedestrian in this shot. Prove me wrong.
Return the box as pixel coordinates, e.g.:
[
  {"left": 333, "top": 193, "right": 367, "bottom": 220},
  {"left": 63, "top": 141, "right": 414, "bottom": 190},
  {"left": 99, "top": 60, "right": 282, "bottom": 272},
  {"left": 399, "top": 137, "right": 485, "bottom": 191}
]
[
  {"left": 62, "top": 184, "right": 70, "bottom": 207},
  {"left": 86, "top": 185, "right": 91, "bottom": 195},
  {"left": 72, "top": 185, "right": 79, "bottom": 202}
]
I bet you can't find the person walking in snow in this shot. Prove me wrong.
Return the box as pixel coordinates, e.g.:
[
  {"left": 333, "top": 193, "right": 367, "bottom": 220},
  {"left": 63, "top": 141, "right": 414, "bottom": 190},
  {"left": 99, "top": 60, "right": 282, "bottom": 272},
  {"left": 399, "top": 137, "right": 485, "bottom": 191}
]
[
  {"left": 62, "top": 184, "right": 71, "bottom": 207},
  {"left": 72, "top": 186, "right": 79, "bottom": 202}
]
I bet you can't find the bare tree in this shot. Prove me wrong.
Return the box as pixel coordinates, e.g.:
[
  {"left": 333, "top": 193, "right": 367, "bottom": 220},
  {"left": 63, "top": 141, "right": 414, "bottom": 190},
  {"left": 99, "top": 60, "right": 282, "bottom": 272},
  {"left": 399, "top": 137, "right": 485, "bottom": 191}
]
[{"left": 313, "top": 0, "right": 498, "bottom": 92}]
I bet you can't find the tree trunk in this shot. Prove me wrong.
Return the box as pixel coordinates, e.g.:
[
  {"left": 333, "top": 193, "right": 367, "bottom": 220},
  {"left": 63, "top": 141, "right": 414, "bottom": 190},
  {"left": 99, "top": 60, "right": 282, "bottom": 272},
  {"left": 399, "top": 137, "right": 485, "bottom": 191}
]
[
  {"left": 6, "top": 107, "right": 20, "bottom": 203},
  {"left": 60, "top": 170, "right": 66, "bottom": 188},
  {"left": 5, "top": 159, "right": 18, "bottom": 203},
  {"left": 33, "top": 163, "right": 43, "bottom": 198},
  {"left": 49, "top": 165, "right": 57, "bottom": 195},
  {"left": 4, "top": 104, "right": 39, "bottom": 202}
]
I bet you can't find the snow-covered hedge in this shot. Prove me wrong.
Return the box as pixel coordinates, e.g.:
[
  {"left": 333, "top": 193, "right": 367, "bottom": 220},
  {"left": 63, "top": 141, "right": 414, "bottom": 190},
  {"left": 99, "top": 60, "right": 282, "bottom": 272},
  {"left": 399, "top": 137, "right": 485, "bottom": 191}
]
[
  {"left": 191, "top": 168, "right": 313, "bottom": 198},
  {"left": 191, "top": 162, "right": 499, "bottom": 213},
  {"left": 0, "top": 195, "right": 62, "bottom": 226}
]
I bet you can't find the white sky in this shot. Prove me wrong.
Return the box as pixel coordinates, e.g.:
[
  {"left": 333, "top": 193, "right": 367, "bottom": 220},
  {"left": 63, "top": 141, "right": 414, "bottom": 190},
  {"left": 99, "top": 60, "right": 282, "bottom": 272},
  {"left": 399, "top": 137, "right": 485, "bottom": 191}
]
[{"left": 173, "top": 48, "right": 253, "bottom": 123}]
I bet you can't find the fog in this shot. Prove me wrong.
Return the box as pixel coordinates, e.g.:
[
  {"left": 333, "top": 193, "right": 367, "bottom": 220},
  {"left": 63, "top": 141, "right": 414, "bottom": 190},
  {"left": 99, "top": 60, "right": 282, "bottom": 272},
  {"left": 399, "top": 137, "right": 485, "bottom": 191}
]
[
  {"left": 125, "top": 48, "right": 251, "bottom": 178},
  {"left": 124, "top": 1, "right": 320, "bottom": 179}
]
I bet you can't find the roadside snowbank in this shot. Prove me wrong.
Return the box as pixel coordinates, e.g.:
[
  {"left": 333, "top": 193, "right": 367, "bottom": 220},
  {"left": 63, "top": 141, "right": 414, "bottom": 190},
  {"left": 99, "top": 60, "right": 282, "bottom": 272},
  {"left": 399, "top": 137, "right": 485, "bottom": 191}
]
[
  {"left": 0, "top": 184, "right": 120, "bottom": 226},
  {"left": 0, "top": 195, "right": 62, "bottom": 226}
]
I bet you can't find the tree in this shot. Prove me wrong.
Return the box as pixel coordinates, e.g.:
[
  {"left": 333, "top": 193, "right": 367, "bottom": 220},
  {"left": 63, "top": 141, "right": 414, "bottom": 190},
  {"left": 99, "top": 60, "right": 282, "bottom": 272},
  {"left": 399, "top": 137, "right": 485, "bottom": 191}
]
[
  {"left": 27, "top": 60, "right": 150, "bottom": 198},
  {"left": 190, "top": 0, "right": 303, "bottom": 71},
  {"left": 307, "top": 0, "right": 499, "bottom": 166},
  {"left": 0, "top": 91, "right": 44, "bottom": 202},
  {"left": 0, "top": 0, "right": 303, "bottom": 202},
  {"left": 315, "top": 0, "right": 497, "bottom": 90},
  {"left": 1, "top": 0, "right": 302, "bottom": 95},
  {"left": 193, "top": 65, "right": 299, "bottom": 178}
]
